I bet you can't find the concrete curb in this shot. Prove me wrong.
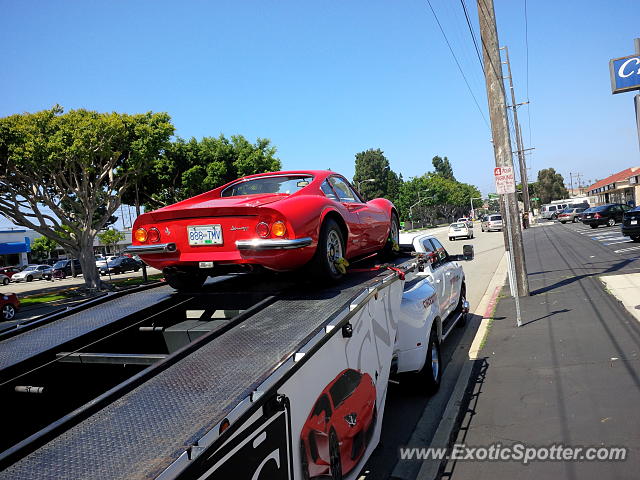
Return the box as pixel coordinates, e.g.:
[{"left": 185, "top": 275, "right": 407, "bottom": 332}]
[{"left": 390, "top": 253, "right": 508, "bottom": 480}]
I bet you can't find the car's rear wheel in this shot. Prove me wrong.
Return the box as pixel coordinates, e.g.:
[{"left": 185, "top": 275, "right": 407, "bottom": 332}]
[
  {"left": 572, "top": 217, "right": 578, "bottom": 223},
  {"left": 382, "top": 212, "right": 400, "bottom": 257},
  {"left": 449, "top": 237, "right": 453, "bottom": 241},
  {"left": 560, "top": 221, "right": 566, "bottom": 224},
  {"left": 607, "top": 218, "right": 616, "bottom": 227},
  {"left": 165, "top": 269, "right": 207, "bottom": 291},
  {"left": 26, "top": 275, "right": 33, "bottom": 282},
  {"left": 456, "top": 284, "right": 468, "bottom": 328},
  {"left": 2, "top": 278, "right": 8, "bottom": 286},
  {"left": 590, "top": 224, "right": 598, "bottom": 229},
  {"left": 631, "top": 235, "right": 640, "bottom": 242},
  {"left": 2, "top": 304, "right": 16, "bottom": 321},
  {"left": 329, "top": 429, "right": 343, "bottom": 480},
  {"left": 310, "top": 218, "right": 346, "bottom": 282}
]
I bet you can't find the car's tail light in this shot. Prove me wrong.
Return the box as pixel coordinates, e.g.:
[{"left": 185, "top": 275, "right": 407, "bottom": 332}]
[
  {"left": 594, "top": 213, "right": 602, "bottom": 219},
  {"left": 272, "top": 221, "right": 287, "bottom": 237},
  {"left": 134, "top": 228, "right": 148, "bottom": 243},
  {"left": 256, "top": 222, "right": 270, "bottom": 238},
  {"left": 148, "top": 227, "right": 161, "bottom": 243}
]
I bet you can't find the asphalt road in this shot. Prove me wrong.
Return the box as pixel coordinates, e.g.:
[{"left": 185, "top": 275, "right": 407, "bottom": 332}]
[
  {"left": 445, "top": 220, "right": 640, "bottom": 480},
  {"left": 362, "top": 223, "right": 506, "bottom": 480}
]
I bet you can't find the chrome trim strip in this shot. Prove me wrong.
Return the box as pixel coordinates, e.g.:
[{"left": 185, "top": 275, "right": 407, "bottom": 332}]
[
  {"left": 235, "top": 237, "right": 312, "bottom": 251},
  {"left": 125, "top": 243, "right": 177, "bottom": 255}
]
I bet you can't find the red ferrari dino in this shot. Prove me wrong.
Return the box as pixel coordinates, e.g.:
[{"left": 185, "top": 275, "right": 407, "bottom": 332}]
[{"left": 128, "top": 170, "right": 398, "bottom": 290}]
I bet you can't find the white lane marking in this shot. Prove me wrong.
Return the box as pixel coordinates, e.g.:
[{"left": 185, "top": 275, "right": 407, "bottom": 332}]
[
  {"left": 603, "top": 240, "right": 634, "bottom": 245},
  {"left": 614, "top": 246, "right": 640, "bottom": 253}
]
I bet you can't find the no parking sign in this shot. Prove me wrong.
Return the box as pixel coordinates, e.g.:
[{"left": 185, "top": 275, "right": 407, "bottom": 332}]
[{"left": 494, "top": 166, "right": 515, "bottom": 195}]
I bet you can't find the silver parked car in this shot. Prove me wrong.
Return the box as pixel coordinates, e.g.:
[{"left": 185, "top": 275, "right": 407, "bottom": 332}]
[
  {"left": 11, "top": 264, "right": 53, "bottom": 282},
  {"left": 481, "top": 214, "right": 503, "bottom": 232}
]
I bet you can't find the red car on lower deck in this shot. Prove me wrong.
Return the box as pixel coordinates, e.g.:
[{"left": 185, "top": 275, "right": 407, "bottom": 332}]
[{"left": 128, "top": 170, "right": 398, "bottom": 290}]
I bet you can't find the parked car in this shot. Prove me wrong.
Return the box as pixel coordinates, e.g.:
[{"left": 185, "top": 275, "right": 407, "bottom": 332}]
[
  {"left": 11, "top": 264, "right": 53, "bottom": 282},
  {"left": 0, "top": 274, "right": 10, "bottom": 286},
  {"left": 1, "top": 293, "right": 19, "bottom": 321},
  {"left": 581, "top": 203, "right": 631, "bottom": 229},
  {"left": 96, "top": 255, "right": 118, "bottom": 269},
  {"left": 99, "top": 256, "right": 141, "bottom": 275},
  {"left": 51, "top": 259, "right": 82, "bottom": 279},
  {"left": 481, "top": 214, "right": 503, "bottom": 232},
  {"left": 448, "top": 222, "right": 473, "bottom": 240},
  {"left": 128, "top": 170, "right": 399, "bottom": 291},
  {"left": 557, "top": 207, "right": 587, "bottom": 224},
  {"left": 621, "top": 206, "right": 640, "bottom": 241},
  {"left": 0, "top": 266, "right": 21, "bottom": 279},
  {"left": 300, "top": 369, "right": 376, "bottom": 479}
]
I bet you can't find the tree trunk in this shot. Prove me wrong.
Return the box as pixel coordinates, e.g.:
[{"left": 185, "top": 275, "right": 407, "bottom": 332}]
[{"left": 78, "top": 242, "right": 100, "bottom": 290}]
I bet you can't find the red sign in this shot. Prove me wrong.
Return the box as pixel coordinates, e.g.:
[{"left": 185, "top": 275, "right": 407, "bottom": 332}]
[{"left": 494, "top": 166, "right": 515, "bottom": 194}]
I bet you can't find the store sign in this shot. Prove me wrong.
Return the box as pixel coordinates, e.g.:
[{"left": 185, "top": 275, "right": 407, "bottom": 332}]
[
  {"left": 610, "top": 54, "right": 640, "bottom": 94},
  {"left": 494, "top": 166, "right": 516, "bottom": 195}
]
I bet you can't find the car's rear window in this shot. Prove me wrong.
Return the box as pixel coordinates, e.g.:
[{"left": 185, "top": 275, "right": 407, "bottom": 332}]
[
  {"left": 221, "top": 175, "right": 313, "bottom": 197},
  {"left": 489, "top": 215, "right": 502, "bottom": 221},
  {"left": 592, "top": 205, "right": 608, "bottom": 212},
  {"left": 451, "top": 223, "right": 466, "bottom": 228}
]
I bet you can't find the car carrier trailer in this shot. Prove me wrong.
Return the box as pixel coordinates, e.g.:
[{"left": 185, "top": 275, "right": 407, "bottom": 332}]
[{"left": 0, "top": 249, "right": 470, "bottom": 480}]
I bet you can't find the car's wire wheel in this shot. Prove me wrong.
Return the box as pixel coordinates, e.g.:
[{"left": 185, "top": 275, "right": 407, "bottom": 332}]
[
  {"left": 2, "top": 304, "right": 16, "bottom": 321},
  {"left": 326, "top": 230, "right": 344, "bottom": 276}
]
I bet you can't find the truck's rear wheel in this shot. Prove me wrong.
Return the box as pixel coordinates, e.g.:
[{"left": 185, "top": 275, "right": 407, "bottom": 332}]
[
  {"left": 419, "top": 326, "right": 441, "bottom": 394},
  {"left": 164, "top": 269, "right": 206, "bottom": 291}
]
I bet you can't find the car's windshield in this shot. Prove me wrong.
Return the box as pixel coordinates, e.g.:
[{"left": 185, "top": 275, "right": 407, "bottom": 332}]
[
  {"left": 221, "top": 175, "right": 313, "bottom": 197},
  {"left": 53, "top": 261, "right": 66, "bottom": 269}
]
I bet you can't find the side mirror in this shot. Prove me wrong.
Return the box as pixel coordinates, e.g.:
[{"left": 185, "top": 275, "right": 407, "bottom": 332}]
[{"left": 462, "top": 244, "right": 474, "bottom": 261}]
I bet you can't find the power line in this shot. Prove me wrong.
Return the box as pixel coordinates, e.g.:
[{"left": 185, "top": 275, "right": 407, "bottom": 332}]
[
  {"left": 460, "top": 0, "right": 484, "bottom": 70},
  {"left": 425, "top": 0, "right": 490, "bottom": 130}
]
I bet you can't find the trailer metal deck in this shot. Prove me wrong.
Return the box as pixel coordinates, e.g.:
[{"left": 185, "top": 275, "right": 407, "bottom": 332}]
[{"left": 0, "top": 264, "right": 411, "bottom": 479}]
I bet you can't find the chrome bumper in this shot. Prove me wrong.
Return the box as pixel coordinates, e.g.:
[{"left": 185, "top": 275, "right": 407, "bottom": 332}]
[
  {"left": 235, "top": 237, "right": 313, "bottom": 251},
  {"left": 125, "top": 243, "right": 177, "bottom": 255}
]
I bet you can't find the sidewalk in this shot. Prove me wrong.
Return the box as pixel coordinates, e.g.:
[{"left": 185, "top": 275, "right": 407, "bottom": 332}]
[{"left": 442, "top": 226, "right": 640, "bottom": 479}]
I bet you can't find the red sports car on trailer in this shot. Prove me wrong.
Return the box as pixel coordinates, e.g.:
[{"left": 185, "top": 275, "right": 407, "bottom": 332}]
[
  {"left": 300, "top": 369, "right": 377, "bottom": 480},
  {"left": 128, "top": 170, "right": 399, "bottom": 290}
]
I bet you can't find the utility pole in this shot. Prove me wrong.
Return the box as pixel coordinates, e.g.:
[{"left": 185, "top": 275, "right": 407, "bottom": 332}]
[
  {"left": 477, "top": 0, "right": 529, "bottom": 297},
  {"left": 502, "top": 45, "right": 531, "bottom": 228},
  {"left": 569, "top": 172, "right": 575, "bottom": 195}
]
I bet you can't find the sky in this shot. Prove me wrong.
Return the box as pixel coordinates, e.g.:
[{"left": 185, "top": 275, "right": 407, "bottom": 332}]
[{"left": 1, "top": 0, "right": 639, "bottom": 229}]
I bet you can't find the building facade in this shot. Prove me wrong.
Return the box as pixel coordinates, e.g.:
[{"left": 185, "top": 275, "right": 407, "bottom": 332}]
[{"left": 586, "top": 167, "right": 640, "bottom": 207}]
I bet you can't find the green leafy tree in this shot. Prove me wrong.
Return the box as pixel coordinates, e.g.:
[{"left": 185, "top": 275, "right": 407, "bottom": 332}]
[
  {"left": 398, "top": 173, "right": 480, "bottom": 225},
  {"left": 535, "top": 169, "right": 569, "bottom": 204},
  {"left": 353, "top": 148, "right": 403, "bottom": 205},
  {"left": 97, "top": 229, "right": 126, "bottom": 255},
  {"left": 0, "top": 106, "right": 174, "bottom": 289},
  {"left": 128, "top": 135, "right": 281, "bottom": 210},
  {"left": 432, "top": 155, "right": 456, "bottom": 181},
  {"left": 30, "top": 236, "right": 58, "bottom": 261}
]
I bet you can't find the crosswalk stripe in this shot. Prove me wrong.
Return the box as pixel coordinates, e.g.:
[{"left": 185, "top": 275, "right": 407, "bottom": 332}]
[
  {"left": 614, "top": 245, "right": 640, "bottom": 253},
  {"left": 603, "top": 240, "right": 634, "bottom": 245}
]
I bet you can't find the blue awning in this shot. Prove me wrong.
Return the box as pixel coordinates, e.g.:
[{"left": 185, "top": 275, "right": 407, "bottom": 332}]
[{"left": 0, "top": 239, "right": 30, "bottom": 255}]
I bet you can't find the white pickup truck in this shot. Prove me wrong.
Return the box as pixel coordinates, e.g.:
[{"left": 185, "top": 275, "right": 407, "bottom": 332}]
[{"left": 394, "top": 232, "right": 471, "bottom": 392}]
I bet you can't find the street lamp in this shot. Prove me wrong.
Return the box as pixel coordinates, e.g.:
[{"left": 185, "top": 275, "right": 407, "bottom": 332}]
[
  {"left": 354, "top": 178, "right": 376, "bottom": 191},
  {"left": 470, "top": 197, "right": 482, "bottom": 220},
  {"left": 410, "top": 192, "right": 435, "bottom": 228}
]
